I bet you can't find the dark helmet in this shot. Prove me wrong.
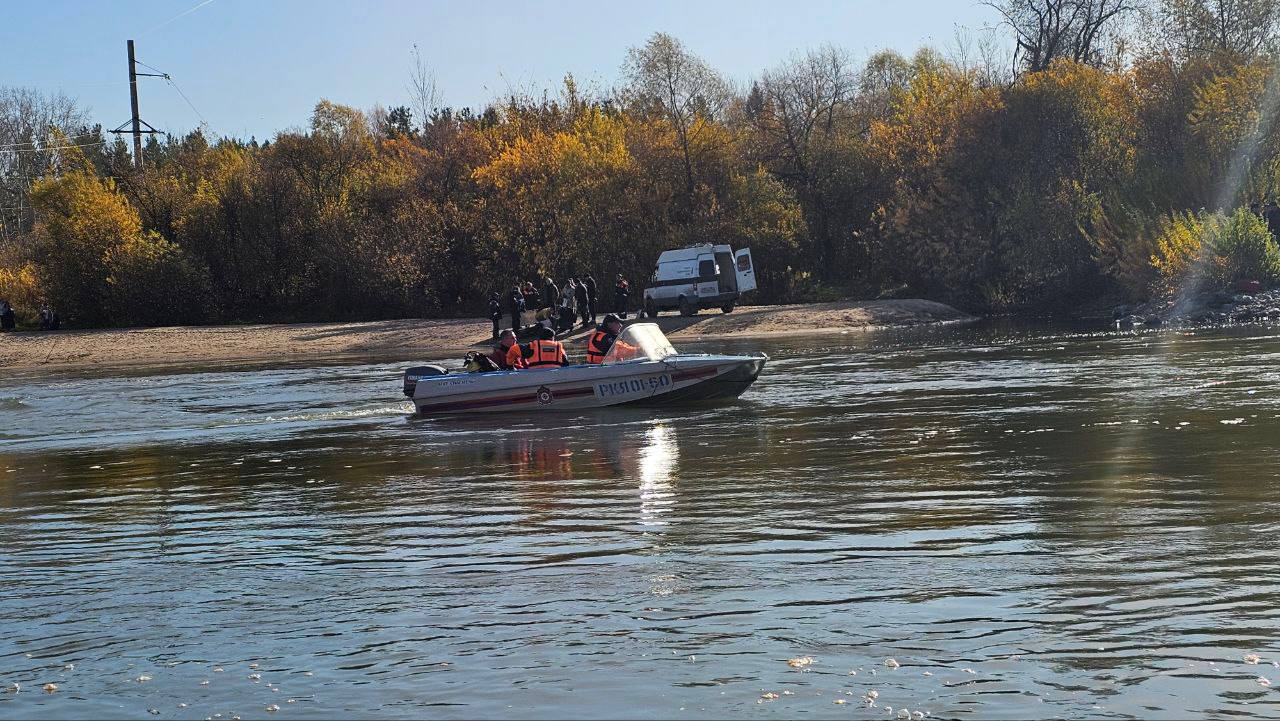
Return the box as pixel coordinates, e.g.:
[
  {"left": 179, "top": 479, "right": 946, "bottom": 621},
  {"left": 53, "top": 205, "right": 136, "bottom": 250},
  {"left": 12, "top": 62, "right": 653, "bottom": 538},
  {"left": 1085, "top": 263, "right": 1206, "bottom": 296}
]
[
  {"left": 538, "top": 323, "right": 556, "bottom": 340},
  {"left": 603, "top": 313, "right": 622, "bottom": 326}
]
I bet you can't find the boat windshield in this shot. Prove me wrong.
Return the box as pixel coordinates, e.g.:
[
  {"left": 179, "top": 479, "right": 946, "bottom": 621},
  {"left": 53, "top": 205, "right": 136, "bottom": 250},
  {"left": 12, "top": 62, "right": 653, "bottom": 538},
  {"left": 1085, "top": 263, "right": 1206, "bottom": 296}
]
[{"left": 601, "top": 323, "right": 678, "bottom": 364}]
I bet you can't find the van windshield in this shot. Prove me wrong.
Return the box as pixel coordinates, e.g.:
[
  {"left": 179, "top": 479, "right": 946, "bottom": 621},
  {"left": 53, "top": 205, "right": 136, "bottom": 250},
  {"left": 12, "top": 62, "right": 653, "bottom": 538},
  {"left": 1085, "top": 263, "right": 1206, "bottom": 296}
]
[{"left": 601, "top": 323, "right": 678, "bottom": 364}]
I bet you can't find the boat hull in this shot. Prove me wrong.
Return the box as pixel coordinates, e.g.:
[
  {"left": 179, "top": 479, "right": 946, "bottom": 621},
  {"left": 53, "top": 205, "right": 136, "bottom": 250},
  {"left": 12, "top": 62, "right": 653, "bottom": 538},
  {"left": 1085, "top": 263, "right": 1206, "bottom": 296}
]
[{"left": 410, "top": 354, "right": 765, "bottom": 415}]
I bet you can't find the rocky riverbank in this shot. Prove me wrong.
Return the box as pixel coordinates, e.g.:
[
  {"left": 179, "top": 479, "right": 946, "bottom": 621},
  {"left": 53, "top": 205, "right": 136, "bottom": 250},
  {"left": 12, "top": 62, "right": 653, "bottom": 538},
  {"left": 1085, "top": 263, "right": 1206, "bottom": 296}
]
[{"left": 1114, "top": 287, "right": 1280, "bottom": 328}]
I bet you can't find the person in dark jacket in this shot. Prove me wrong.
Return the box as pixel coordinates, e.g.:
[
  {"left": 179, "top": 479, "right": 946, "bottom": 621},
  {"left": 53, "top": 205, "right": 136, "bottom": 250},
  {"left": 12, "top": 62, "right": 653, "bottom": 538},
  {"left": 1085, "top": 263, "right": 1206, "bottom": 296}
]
[
  {"left": 583, "top": 275, "right": 598, "bottom": 326},
  {"left": 521, "top": 281, "right": 539, "bottom": 311},
  {"left": 542, "top": 276, "right": 559, "bottom": 312},
  {"left": 488, "top": 293, "right": 502, "bottom": 340},
  {"left": 574, "top": 276, "right": 590, "bottom": 328},
  {"left": 614, "top": 274, "right": 630, "bottom": 319},
  {"left": 0, "top": 299, "right": 14, "bottom": 331},
  {"left": 507, "top": 286, "right": 525, "bottom": 333}
]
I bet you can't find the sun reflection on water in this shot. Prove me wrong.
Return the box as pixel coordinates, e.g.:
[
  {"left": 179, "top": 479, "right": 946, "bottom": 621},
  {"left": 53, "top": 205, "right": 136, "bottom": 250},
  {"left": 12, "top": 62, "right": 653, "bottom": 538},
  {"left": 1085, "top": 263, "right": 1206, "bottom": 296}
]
[{"left": 637, "top": 422, "right": 677, "bottom": 526}]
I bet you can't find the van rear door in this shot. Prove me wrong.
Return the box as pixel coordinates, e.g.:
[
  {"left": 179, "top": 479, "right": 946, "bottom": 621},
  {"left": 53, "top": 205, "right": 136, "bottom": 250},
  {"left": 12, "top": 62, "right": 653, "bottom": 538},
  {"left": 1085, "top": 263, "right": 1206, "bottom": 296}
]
[
  {"left": 696, "top": 255, "right": 719, "bottom": 299},
  {"left": 734, "top": 248, "right": 757, "bottom": 293}
]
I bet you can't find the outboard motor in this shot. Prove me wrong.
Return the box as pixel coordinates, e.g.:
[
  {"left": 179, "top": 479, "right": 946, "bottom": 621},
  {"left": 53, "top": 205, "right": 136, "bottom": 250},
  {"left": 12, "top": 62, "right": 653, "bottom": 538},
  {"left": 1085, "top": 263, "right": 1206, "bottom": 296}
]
[{"left": 403, "top": 365, "right": 447, "bottom": 397}]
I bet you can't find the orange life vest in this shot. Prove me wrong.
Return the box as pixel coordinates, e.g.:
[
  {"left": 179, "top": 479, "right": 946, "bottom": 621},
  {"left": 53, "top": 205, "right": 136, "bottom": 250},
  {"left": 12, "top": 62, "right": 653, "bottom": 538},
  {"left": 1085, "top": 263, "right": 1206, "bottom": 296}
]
[
  {"left": 494, "top": 345, "right": 525, "bottom": 370},
  {"left": 586, "top": 330, "right": 614, "bottom": 364},
  {"left": 524, "top": 339, "right": 567, "bottom": 369}
]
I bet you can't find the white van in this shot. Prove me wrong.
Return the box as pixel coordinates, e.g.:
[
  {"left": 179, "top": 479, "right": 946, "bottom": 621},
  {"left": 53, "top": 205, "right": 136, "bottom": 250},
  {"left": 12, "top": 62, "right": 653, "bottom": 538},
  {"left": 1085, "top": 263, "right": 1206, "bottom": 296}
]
[{"left": 642, "top": 244, "right": 756, "bottom": 317}]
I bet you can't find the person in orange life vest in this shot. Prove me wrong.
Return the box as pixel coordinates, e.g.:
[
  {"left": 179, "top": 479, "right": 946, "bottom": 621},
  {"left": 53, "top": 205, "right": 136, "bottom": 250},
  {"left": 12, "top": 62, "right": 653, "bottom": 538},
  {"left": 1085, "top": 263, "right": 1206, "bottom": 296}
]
[
  {"left": 508, "top": 323, "right": 569, "bottom": 369},
  {"left": 586, "top": 314, "right": 637, "bottom": 364},
  {"left": 489, "top": 329, "right": 526, "bottom": 370}
]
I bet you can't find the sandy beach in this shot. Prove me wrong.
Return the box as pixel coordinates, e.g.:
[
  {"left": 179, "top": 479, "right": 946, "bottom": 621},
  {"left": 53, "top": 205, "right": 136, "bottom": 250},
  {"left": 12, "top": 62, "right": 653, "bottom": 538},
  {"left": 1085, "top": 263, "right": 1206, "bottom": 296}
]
[{"left": 0, "top": 299, "right": 973, "bottom": 373}]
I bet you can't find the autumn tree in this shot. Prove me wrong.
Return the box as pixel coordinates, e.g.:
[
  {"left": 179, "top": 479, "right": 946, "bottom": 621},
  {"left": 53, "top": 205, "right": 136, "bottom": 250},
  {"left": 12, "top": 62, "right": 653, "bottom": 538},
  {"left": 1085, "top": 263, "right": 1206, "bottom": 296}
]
[
  {"left": 748, "top": 46, "right": 886, "bottom": 281},
  {"left": 1151, "top": 0, "right": 1280, "bottom": 60},
  {"left": 0, "top": 87, "right": 91, "bottom": 241},
  {"left": 623, "top": 32, "right": 732, "bottom": 208},
  {"left": 28, "top": 139, "right": 208, "bottom": 325},
  {"left": 987, "top": 0, "right": 1137, "bottom": 71}
]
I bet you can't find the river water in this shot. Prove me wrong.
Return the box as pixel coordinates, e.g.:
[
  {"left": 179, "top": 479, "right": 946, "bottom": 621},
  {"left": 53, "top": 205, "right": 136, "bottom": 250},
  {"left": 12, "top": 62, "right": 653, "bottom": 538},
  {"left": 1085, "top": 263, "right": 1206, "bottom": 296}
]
[{"left": 2, "top": 322, "right": 1280, "bottom": 719}]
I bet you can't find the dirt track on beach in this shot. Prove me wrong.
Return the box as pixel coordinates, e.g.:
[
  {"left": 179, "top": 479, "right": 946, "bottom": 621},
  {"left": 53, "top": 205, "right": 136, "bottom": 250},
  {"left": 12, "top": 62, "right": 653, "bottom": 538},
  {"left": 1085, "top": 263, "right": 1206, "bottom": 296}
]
[{"left": 0, "top": 299, "right": 973, "bottom": 373}]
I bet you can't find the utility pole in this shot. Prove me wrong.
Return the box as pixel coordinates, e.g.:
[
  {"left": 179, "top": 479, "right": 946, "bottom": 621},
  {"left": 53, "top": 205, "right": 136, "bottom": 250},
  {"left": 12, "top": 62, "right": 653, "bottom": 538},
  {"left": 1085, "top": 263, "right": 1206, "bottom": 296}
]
[
  {"left": 110, "top": 39, "right": 164, "bottom": 169},
  {"left": 127, "top": 39, "right": 142, "bottom": 166}
]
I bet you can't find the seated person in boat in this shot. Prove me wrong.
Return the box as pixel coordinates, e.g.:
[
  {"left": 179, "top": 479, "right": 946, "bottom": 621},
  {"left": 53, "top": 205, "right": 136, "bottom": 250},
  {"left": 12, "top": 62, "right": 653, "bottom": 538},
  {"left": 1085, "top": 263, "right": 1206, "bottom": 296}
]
[
  {"left": 508, "top": 323, "right": 569, "bottom": 369},
  {"left": 586, "top": 314, "right": 637, "bottom": 364},
  {"left": 488, "top": 330, "right": 525, "bottom": 370}
]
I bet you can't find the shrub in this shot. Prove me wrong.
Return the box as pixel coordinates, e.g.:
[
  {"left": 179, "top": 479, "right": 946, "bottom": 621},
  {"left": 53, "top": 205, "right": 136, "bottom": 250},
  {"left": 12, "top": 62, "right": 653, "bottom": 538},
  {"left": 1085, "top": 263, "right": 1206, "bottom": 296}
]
[
  {"left": 1210, "top": 207, "right": 1280, "bottom": 287},
  {"left": 1152, "top": 207, "right": 1280, "bottom": 293},
  {"left": 105, "top": 231, "right": 212, "bottom": 327}
]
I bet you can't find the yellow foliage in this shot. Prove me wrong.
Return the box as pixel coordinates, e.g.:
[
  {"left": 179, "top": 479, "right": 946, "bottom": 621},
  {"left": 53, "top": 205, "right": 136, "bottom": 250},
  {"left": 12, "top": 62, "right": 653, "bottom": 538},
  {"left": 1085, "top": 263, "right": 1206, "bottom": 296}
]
[
  {"left": 1189, "top": 64, "right": 1270, "bottom": 159},
  {"left": 1018, "top": 60, "right": 1138, "bottom": 181},
  {"left": 0, "top": 260, "right": 41, "bottom": 315},
  {"left": 473, "top": 107, "right": 632, "bottom": 191},
  {"left": 30, "top": 171, "right": 141, "bottom": 253},
  {"left": 871, "top": 65, "right": 1003, "bottom": 173},
  {"left": 27, "top": 158, "right": 147, "bottom": 324},
  {"left": 1151, "top": 210, "right": 1206, "bottom": 285}
]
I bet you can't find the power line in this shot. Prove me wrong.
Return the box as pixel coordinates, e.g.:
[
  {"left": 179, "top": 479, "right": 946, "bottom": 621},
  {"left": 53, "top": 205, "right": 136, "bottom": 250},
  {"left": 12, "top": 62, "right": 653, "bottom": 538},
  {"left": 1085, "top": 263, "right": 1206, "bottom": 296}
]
[
  {"left": 166, "top": 76, "right": 206, "bottom": 125},
  {"left": 0, "top": 132, "right": 101, "bottom": 150},
  {"left": 0, "top": 140, "right": 108, "bottom": 154},
  {"left": 131, "top": 56, "right": 208, "bottom": 127},
  {"left": 134, "top": 59, "right": 168, "bottom": 77},
  {"left": 0, "top": 80, "right": 130, "bottom": 90}
]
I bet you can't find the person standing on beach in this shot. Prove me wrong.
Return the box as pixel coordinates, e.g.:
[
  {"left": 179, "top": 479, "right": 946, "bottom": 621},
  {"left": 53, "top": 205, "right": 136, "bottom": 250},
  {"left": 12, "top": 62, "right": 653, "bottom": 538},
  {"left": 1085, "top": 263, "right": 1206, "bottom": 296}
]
[
  {"left": 542, "top": 276, "right": 559, "bottom": 312},
  {"left": 0, "top": 299, "right": 15, "bottom": 331},
  {"left": 574, "top": 276, "right": 590, "bottom": 329},
  {"left": 584, "top": 275, "right": 598, "bottom": 326},
  {"left": 522, "top": 282, "right": 539, "bottom": 312},
  {"left": 614, "top": 274, "right": 630, "bottom": 319},
  {"left": 561, "top": 278, "right": 578, "bottom": 328},
  {"left": 507, "top": 286, "right": 525, "bottom": 333},
  {"left": 488, "top": 293, "right": 502, "bottom": 340}
]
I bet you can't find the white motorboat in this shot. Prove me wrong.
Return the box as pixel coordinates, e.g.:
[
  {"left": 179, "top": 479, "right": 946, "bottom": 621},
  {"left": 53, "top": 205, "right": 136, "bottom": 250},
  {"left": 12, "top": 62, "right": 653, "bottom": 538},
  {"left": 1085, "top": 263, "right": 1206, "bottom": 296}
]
[{"left": 403, "top": 323, "right": 766, "bottom": 415}]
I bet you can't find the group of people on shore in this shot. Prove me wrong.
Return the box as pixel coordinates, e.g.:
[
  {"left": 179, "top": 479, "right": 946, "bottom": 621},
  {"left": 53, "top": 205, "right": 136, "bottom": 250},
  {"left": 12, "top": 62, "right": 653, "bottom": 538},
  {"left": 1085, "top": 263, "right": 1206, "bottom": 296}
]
[
  {"left": 466, "top": 313, "right": 633, "bottom": 373},
  {"left": 488, "top": 274, "right": 631, "bottom": 340},
  {"left": 0, "top": 300, "right": 59, "bottom": 332}
]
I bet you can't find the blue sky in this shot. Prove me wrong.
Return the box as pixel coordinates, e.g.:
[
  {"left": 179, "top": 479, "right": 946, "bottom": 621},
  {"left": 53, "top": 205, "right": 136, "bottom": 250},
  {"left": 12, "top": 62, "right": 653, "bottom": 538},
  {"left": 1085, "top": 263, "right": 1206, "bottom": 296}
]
[{"left": 2, "top": 0, "right": 1003, "bottom": 141}]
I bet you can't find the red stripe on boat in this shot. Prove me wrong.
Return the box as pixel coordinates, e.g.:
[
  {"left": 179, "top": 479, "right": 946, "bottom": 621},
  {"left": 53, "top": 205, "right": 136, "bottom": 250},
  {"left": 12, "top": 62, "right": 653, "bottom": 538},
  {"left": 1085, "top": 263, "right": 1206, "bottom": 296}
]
[
  {"left": 416, "top": 384, "right": 596, "bottom": 413},
  {"left": 672, "top": 366, "right": 719, "bottom": 382}
]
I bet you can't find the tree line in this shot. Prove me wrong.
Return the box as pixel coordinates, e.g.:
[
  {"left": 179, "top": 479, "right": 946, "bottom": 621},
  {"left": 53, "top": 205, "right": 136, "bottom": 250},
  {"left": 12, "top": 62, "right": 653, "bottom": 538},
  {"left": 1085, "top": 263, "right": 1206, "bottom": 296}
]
[{"left": 5, "top": 0, "right": 1280, "bottom": 327}]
